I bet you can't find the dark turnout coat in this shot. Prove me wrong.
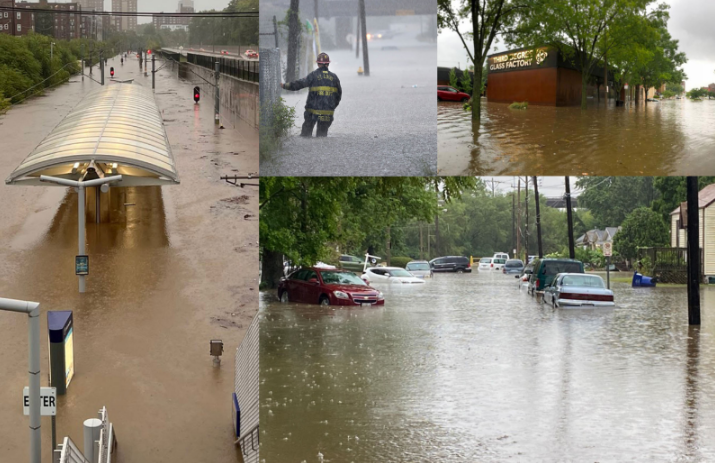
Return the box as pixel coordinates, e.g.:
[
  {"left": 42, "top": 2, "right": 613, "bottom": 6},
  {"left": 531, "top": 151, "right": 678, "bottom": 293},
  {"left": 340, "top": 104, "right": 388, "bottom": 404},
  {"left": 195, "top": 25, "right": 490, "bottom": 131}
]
[{"left": 284, "top": 67, "right": 342, "bottom": 120}]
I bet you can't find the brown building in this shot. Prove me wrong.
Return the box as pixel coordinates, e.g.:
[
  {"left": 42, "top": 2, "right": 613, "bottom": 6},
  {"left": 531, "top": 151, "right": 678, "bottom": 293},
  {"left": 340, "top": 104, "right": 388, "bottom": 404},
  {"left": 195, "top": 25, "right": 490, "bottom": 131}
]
[
  {"left": 1, "top": 0, "right": 83, "bottom": 39},
  {"left": 0, "top": 0, "right": 34, "bottom": 36},
  {"left": 486, "top": 46, "right": 614, "bottom": 106},
  {"left": 112, "top": 0, "right": 137, "bottom": 32}
]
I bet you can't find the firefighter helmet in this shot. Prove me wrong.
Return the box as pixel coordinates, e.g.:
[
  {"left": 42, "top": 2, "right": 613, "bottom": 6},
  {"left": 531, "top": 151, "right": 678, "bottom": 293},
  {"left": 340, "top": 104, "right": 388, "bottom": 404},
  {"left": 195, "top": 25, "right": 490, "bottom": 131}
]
[{"left": 316, "top": 53, "right": 330, "bottom": 64}]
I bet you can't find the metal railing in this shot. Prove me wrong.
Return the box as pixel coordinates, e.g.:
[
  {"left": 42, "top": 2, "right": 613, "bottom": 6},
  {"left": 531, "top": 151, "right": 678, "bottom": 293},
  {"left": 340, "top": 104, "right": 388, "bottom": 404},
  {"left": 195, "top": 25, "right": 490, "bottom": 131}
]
[
  {"left": 238, "top": 423, "right": 259, "bottom": 456},
  {"left": 56, "top": 437, "right": 89, "bottom": 463},
  {"left": 186, "top": 52, "right": 258, "bottom": 83},
  {"left": 97, "top": 406, "right": 116, "bottom": 463}
]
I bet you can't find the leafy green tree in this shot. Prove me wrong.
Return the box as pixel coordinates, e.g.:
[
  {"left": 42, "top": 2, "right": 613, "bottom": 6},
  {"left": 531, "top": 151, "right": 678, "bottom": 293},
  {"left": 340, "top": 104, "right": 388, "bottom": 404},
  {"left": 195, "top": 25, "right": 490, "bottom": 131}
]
[
  {"left": 449, "top": 67, "right": 460, "bottom": 90},
  {"left": 461, "top": 68, "right": 473, "bottom": 95},
  {"left": 438, "top": 0, "right": 527, "bottom": 120},
  {"left": 687, "top": 88, "right": 707, "bottom": 99},
  {"left": 576, "top": 177, "right": 659, "bottom": 227},
  {"left": 613, "top": 207, "right": 669, "bottom": 259},
  {"left": 508, "top": 0, "right": 650, "bottom": 110},
  {"left": 651, "top": 177, "right": 715, "bottom": 223}
]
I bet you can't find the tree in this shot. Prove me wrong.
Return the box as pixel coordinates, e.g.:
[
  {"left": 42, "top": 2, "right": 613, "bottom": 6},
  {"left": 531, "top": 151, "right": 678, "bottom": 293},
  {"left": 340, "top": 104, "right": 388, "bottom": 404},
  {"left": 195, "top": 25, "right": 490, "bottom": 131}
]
[
  {"left": 461, "top": 68, "right": 473, "bottom": 95},
  {"left": 575, "top": 177, "right": 659, "bottom": 227},
  {"left": 508, "top": 0, "right": 650, "bottom": 110},
  {"left": 651, "top": 177, "right": 715, "bottom": 223},
  {"left": 686, "top": 88, "right": 707, "bottom": 99},
  {"left": 613, "top": 207, "right": 669, "bottom": 259},
  {"left": 449, "top": 67, "right": 460, "bottom": 90},
  {"left": 438, "top": 0, "right": 527, "bottom": 120}
]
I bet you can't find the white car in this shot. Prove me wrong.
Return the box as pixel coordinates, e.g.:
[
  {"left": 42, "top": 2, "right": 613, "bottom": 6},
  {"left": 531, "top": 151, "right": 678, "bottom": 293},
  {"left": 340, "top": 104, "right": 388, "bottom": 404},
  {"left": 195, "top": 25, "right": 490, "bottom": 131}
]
[
  {"left": 493, "top": 252, "right": 509, "bottom": 261},
  {"left": 491, "top": 258, "right": 506, "bottom": 271},
  {"left": 478, "top": 258, "right": 493, "bottom": 271},
  {"left": 405, "top": 261, "right": 433, "bottom": 278},
  {"left": 362, "top": 267, "right": 426, "bottom": 284}
]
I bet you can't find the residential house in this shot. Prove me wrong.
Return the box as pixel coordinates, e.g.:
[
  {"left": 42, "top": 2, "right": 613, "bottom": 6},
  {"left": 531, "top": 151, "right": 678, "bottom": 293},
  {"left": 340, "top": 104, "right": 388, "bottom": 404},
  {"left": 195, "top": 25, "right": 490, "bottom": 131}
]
[
  {"left": 575, "top": 227, "right": 621, "bottom": 251},
  {"left": 670, "top": 184, "right": 715, "bottom": 275}
]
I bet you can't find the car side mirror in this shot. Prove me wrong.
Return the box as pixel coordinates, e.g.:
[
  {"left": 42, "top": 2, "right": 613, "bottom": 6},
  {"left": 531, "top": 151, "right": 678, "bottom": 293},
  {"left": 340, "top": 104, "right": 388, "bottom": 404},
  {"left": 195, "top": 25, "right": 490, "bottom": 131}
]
[
  {"left": 308, "top": 278, "right": 319, "bottom": 284},
  {"left": 514, "top": 275, "right": 519, "bottom": 279}
]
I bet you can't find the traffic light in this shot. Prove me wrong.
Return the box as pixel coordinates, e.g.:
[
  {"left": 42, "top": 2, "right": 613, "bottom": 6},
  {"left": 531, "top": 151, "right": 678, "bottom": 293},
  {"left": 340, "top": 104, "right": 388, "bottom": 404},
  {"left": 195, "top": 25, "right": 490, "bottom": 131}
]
[
  {"left": 110, "top": 67, "right": 114, "bottom": 77},
  {"left": 147, "top": 49, "right": 152, "bottom": 55},
  {"left": 193, "top": 86, "right": 200, "bottom": 103}
]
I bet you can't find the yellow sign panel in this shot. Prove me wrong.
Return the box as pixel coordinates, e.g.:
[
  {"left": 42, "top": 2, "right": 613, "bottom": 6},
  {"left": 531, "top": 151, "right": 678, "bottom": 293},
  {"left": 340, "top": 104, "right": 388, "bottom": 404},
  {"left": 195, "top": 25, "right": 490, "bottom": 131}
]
[{"left": 64, "top": 329, "right": 75, "bottom": 388}]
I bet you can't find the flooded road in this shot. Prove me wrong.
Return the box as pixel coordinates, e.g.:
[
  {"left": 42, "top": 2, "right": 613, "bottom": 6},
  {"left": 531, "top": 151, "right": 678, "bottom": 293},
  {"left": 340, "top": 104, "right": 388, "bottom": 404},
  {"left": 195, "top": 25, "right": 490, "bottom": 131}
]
[
  {"left": 438, "top": 99, "right": 715, "bottom": 176},
  {"left": 261, "top": 271, "right": 715, "bottom": 461},
  {"left": 261, "top": 24, "right": 437, "bottom": 176},
  {"left": 0, "top": 57, "right": 258, "bottom": 461}
]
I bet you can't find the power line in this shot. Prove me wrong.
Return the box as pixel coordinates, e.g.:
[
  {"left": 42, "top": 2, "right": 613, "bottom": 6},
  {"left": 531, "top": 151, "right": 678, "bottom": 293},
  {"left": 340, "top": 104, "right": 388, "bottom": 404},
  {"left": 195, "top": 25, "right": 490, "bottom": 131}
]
[{"left": 0, "top": 6, "right": 257, "bottom": 18}]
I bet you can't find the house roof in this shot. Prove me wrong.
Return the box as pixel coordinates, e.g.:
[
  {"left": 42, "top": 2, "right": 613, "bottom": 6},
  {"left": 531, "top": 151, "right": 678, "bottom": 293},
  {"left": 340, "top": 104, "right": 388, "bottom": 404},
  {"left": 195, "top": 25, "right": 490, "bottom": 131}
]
[{"left": 670, "top": 184, "right": 715, "bottom": 215}]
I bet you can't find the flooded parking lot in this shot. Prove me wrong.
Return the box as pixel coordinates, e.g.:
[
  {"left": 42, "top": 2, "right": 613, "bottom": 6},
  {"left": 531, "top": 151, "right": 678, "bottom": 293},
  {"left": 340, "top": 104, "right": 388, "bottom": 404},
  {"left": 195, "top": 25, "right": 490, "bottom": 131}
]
[
  {"left": 438, "top": 99, "right": 715, "bottom": 176},
  {"left": 261, "top": 271, "right": 715, "bottom": 461}
]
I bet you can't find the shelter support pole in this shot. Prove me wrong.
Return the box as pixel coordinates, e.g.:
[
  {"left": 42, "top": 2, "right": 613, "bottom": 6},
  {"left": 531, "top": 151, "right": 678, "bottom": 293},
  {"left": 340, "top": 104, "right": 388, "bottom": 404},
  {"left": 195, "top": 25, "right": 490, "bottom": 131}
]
[
  {"left": 687, "top": 176, "right": 701, "bottom": 325},
  {"left": 79, "top": 186, "right": 86, "bottom": 293},
  {"left": 95, "top": 186, "right": 100, "bottom": 224},
  {"left": 0, "top": 298, "right": 41, "bottom": 463}
]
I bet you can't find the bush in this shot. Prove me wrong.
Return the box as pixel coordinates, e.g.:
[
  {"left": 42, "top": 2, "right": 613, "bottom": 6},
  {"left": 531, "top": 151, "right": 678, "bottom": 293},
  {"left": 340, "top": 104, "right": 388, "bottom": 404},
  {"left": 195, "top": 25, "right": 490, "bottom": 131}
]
[
  {"left": 390, "top": 256, "right": 412, "bottom": 268},
  {"left": 259, "top": 97, "right": 296, "bottom": 161},
  {"left": 509, "top": 101, "right": 528, "bottom": 110}
]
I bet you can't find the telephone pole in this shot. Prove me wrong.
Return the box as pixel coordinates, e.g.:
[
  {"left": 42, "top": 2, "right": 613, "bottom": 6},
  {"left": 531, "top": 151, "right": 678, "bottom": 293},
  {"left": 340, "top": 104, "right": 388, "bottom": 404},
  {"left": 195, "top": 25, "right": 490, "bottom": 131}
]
[
  {"left": 565, "top": 177, "right": 575, "bottom": 259},
  {"left": 533, "top": 177, "right": 544, "bottom": 258}
]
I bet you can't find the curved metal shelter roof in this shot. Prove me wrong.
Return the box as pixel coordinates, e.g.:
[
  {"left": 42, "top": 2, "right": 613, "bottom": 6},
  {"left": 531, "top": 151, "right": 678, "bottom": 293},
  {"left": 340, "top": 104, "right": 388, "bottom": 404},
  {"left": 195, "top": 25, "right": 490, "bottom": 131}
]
[{"left": 6, "top": 84, "right": 179, "bottom": 186}]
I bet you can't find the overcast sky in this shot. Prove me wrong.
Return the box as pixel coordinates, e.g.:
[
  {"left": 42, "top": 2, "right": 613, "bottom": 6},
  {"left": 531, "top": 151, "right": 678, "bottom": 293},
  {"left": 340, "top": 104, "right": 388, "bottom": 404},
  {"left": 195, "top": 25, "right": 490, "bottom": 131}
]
[
  {"left": 438, "top": 0, "right": 715, "bottom": 89},
  {"left": 117, "top": 0, "right": 233, "bottom": 24}
]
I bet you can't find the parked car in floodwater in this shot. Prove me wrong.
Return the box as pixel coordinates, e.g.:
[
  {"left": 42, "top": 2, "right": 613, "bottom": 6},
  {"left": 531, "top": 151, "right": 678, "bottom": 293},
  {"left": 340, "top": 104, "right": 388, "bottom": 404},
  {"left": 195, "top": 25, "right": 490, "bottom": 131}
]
[
  {"left": 437, "top": 86, "right": 471, "bottom": 102},
  {"left": 478, "top": 257, "right": 493, "bottom": 271},
  {"left": 405, "top": 261, "right": 433, "bottom": 278},
  {"left": 503, "top": 259, "right": 524, "bottom": 275},
  {"left": 430, "top": 256, "right": 472, "bottom": 273},
  {"left": 542, "top": 273, "right": 614, "bottom": 308},
  {"left": 278, "top": 268, "right": 384, "bottom": 306},
  {"left": 528, "top": 258, "right": 585, "bottom": 295},
  {"left": 362, "top": 267, "right": 425, "bottom": 284}
]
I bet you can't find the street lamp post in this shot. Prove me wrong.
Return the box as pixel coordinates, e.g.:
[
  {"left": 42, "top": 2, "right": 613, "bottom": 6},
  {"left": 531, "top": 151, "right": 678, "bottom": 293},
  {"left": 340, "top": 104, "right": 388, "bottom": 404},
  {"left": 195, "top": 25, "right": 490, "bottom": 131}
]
[
  {"left": 50, "top": 42, "right": 55, "bottom": 63},
  {"left": 0, "top": 297, "right": 41, "bottom": 463}
]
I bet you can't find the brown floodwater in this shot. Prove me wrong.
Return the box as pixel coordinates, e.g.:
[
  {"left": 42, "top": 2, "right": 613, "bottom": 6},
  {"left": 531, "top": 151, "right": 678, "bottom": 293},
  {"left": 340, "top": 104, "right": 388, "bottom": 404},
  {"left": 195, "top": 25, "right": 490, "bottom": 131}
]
[
  {"left": 260, "top": 272, "right": 715, "bottom": 461},
  {"left": 0, "top": 56, "right": 258, "bottom": 462},
  {"left": 438, "top": 99, "right": 715, "bottom": 176}
]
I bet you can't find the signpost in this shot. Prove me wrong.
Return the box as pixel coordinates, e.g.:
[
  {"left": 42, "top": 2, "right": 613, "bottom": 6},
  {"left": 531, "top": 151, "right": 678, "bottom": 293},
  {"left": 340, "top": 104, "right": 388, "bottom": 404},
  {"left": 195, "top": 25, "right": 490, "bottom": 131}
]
[
  {"left": 23, "top": 387, "right": 56, "bottom": 416},
  {"left": 75, "top": 256, "right": 89, "bottom": 276},
  {"left": 603, "top": 242, "right": 613, "bottom": 289}
]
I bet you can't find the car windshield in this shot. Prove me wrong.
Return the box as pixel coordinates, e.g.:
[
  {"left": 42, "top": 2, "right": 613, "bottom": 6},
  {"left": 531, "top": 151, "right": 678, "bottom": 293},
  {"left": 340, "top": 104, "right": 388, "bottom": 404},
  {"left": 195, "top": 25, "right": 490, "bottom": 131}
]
[
  {"left": 407, "top": 263, "right": 430, "bottom": 271},
  {"left": 506, "top": 260, "right": 523, "bottom": 267},
  {"left": 561, "top": 275, "right": 605, "bottom": 288},
  {"left": 481, "top": 258, "right": 491, "bottom": 263},
  {"left": 320, "top": 271, "right": 367, "bottom": 286},
  {"left": 388, "top": 269, "right": 413, "bottom": 277}
]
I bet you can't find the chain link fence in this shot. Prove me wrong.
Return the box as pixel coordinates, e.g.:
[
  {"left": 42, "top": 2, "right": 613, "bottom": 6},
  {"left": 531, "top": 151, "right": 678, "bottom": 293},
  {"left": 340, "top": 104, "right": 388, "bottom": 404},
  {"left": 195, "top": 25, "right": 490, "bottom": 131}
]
[
  {"left": 234, "top": 314, "right": 259, "bottom": 463},
  {"left": 259, "top": 48, "right": 282, "bottom": 128}
]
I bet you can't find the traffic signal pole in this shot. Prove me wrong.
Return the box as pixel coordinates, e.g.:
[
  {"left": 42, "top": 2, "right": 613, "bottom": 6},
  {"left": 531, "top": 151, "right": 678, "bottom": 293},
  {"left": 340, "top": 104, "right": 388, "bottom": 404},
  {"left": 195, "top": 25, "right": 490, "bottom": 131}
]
[
  {"left": 215, "top": 61, "right": 220, "bottom": 125},
  {"left": 152, "top": 55, "right": 156, "bottom": 89}
]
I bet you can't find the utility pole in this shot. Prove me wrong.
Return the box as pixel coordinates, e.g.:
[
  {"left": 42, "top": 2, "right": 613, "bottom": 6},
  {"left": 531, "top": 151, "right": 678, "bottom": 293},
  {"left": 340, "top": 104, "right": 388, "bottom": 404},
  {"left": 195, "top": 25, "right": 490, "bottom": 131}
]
[
  {"left": 214, "top": 61, "right": 220, "bottom": 125},
  {"left": 565, "top": 177, "right": 575, "bottom": 259},
  {"left": 355, "top": 10, "right": 360, "bottom": 58},
  {"left": 272, "top": 15, "right": 279, "bottom": 48},
  {"left": 100, "top": 51, "right": 104, "bottom": 85},
  {"left": 686, "top": 176, "right": 701, "bottom": 325},
  {"left": 511, "top": 191, "right": 515, "bottom": 257},
  {"left": 419, "top": 223, "right": 424, "bottom": 260},
  {"left": 434, "top": 182, "right": 441, "bottom": 257},
  {"left": 358, "top": 0, "right": 370, "bottom": 76},
  {"left": 525, "top": 177, "right": 529, "bottom": 261},
  {"left": 533, "top": 176, "right": 544, "bottom": 258},
  {"left": 385, "top": 226, "right": 391, "bottom": 266},
  {"left": 152, "top": 54, "right": 155, "bottom": 89},
  {"left": 81, "top": 43, "right": 85, "bottom": 81},
  {"left": 286, "top": 0, "right": 301, "bottom": 82},
  {"left": 516, "top": 178, "right": 521, "bottom": 259}
]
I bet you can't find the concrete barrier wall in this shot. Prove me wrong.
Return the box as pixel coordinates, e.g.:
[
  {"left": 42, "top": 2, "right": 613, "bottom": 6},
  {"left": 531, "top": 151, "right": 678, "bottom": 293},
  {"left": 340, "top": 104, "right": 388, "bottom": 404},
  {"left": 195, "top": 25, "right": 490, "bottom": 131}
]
[{"left": 180, "top": 62, "right": 259, "bottom": 129}]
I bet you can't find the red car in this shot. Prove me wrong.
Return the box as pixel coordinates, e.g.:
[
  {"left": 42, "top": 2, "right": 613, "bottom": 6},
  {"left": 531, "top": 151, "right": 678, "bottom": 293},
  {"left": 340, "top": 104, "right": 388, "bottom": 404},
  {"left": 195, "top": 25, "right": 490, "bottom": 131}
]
[
  {"left": 278, "top": 267, "right": 384, "bottom": 306},
  {"left": 438, "top": 86, "right": 471, "bottom": 102}
]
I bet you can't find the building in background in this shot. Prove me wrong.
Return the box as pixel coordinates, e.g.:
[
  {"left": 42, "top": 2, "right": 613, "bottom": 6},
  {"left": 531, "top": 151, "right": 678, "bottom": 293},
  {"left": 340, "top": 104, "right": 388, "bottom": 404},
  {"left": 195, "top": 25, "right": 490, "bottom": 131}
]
[
  {"left": 112, "top": 0, "right": 136, "bottom": 31},
  {"left": 0, "top": 0, "right": 85, "bottom": 39}
]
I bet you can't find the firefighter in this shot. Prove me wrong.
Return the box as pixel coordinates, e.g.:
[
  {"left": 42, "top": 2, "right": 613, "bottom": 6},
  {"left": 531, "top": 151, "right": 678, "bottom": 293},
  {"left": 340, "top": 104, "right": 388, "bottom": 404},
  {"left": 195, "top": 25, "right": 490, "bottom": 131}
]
[{"left": 281, "top": 52, "right": 342, "bottom": 137}]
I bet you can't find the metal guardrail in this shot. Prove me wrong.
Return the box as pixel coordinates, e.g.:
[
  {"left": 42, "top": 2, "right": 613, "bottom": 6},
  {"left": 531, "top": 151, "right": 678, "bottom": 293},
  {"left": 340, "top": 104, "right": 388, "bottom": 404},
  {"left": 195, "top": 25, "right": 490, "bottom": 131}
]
[
  {"left": 234, "top": 314, "right": 259, "bottom": 463},
  {"left": 57, "top": 437, "right": 89, "bottom": 463}
]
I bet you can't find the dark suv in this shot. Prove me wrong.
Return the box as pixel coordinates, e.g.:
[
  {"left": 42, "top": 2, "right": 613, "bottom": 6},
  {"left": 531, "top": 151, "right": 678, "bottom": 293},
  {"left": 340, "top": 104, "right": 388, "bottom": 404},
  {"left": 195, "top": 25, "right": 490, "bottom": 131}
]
[{"left": 429, "top": 256, "right": 472, "bottom": 273}]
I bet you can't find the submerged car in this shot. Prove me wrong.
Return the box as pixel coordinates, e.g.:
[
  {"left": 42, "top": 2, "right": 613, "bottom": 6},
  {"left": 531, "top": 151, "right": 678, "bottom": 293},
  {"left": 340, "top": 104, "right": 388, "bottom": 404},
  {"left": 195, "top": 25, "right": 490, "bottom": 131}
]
[
  {"left": 478, "top": 257, "right": 492, "bottom": 271},
  {"left": 338, "top": 254, "right": 367, "bottom": 273},
  {"left": 503, "top": 259, "right": 524, "bottom": 275},
  {"left": 528, "top": 258, "right": 585, "bottom": 295},
  {"left": 491, "top": 258, "right": 506, "bottom": 271},
  {"left": 278, "top": 267, "right": 384, "bottom": 306},
  {"left": 429, "top": 256, "right": 471, "bottom": 273},
  {"left": 543, "top": 273, "right": 614, "bottom": 308},
  {"left": 362, "top": 267, "right": 425, "bottom": 284},
  {"left": 405, "top": 260, "right": 433, "bottom": 278},
  {"left": 437, "top": 86, "right": 471, "bottom": 102}
]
